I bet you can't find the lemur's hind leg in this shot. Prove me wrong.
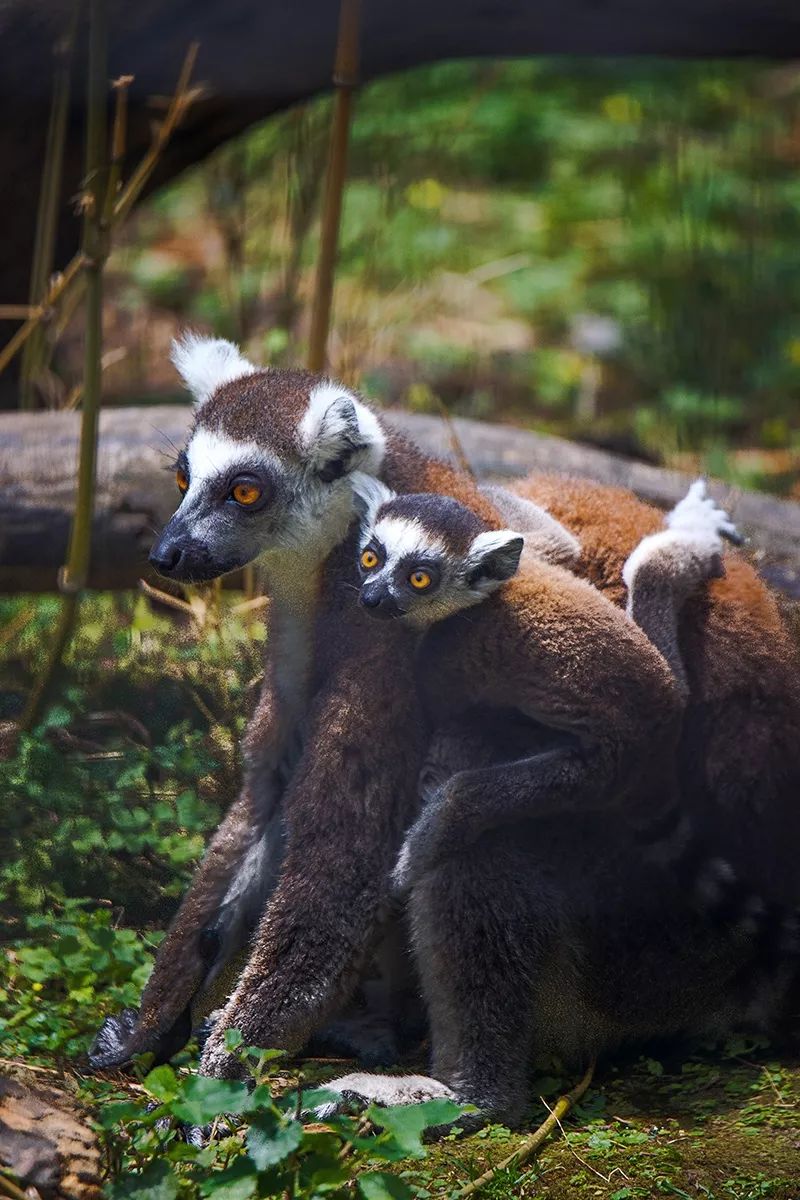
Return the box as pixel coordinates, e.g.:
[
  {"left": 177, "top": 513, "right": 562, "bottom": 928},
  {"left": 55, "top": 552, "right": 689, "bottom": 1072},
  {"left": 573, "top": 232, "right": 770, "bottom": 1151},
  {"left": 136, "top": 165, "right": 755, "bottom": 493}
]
[
  {"left": 622, "top": 480, "right": 741, "bottom": 694},
  {"left": 318, "top": 838, "right": 562, "bottom": 1130}
]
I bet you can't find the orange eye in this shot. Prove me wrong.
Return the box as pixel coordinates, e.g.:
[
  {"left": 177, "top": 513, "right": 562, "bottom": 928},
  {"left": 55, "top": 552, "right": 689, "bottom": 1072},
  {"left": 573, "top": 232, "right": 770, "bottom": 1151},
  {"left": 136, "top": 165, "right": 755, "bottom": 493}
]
[
  {"left": 409, "top": 569, "right": 432, "bottom": 590},
  {"left": 361, "top": 548, "right": 379, "bottom": 571},
  {"left": 231, "top": 481, "right": 262, "bottom": 506},
  {"left": 176, "top": 468, "right": 189, "bottom": 494}
]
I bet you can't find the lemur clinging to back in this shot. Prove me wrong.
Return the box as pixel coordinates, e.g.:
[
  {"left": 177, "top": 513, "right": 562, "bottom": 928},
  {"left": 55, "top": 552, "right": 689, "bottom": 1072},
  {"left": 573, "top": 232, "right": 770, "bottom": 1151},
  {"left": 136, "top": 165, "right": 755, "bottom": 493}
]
[
  {"left": 349, "top": 477, "right": 747, "bottom": 895},
  {"left": 316, "top": 483, "right": 800, "bottom": 1128},
  {"left": 350, "top": 475, "right": 684, "bottom": 881},
  {"left": 91, "top": 334, "right": 800, "bottom": 1082}
]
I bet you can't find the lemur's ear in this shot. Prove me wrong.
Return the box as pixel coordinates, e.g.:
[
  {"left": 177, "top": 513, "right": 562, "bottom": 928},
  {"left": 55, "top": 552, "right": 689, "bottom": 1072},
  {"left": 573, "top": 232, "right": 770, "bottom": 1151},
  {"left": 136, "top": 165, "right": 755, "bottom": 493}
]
[
  {"left": 466, "top": 530, "right": 525, "bottom": 589},
  {"left": 351, "top": 475, "right": 396, "bottom": 524},
  {"left": 300, "top": 382, "right": 386, "bottom": 482},
  {"left": 171, "top": 332, "right": 258, "bottom": 408}
]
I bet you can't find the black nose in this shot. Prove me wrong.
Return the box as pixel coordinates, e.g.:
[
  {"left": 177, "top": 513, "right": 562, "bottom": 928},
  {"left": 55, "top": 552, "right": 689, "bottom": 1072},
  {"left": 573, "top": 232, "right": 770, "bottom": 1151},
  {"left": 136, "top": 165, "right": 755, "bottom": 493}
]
[
  {"left": 359, "top": 585, "right": 399, "bottom": 619},
  {"left": 149, "top": 540, "right": 183, "bottom": 575}
]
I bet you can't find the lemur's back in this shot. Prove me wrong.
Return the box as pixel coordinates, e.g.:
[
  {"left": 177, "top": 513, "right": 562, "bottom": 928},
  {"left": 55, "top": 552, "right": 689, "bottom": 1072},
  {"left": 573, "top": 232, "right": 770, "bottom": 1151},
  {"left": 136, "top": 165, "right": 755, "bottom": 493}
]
[{"left": 516, "top": 473, "right": 800, "bottom": 903}]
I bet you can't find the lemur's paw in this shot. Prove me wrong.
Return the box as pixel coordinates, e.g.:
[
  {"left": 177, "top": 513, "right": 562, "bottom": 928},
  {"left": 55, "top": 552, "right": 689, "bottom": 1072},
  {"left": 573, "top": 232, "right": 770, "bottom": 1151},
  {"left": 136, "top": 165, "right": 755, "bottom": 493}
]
[
  {"left": 87, "top": 1006, "right": 140, "bottom": 1070},
  {"left": 390, "top": 805, "right": 444, "bottom": 897},
  {"left": 309, "top": 1072, "right": 456, "bottom": 1121},
  {"left": 666, "top": 478, "right": 742, "bottom": 545}
]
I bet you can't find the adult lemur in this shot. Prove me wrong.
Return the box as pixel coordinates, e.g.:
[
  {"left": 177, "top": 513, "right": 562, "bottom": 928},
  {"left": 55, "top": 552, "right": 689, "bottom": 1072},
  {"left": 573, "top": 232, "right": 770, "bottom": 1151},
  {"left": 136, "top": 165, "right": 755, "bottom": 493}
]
[
  {"left": 90, "top": 335, "right": 800, "bottom": 1084},
  {"left": 315, "top": 483, "right": 800, "bottom": 1127}
]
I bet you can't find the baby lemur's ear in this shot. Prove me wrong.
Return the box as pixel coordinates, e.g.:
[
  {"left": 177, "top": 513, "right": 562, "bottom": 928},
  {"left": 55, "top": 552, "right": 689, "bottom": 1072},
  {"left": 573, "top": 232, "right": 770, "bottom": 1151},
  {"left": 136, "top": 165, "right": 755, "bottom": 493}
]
[
  {"left": 350, "top": 475, "right": 396, "bottom": 524},
  {"left": 171, "top": 332, "right": 258, "bottom": 407},
  {"left": 299, "top": 383, "right": 386, "bottom": 483},
  {"left": 466, "top": 530, "right": 525, "bottom": 590}
]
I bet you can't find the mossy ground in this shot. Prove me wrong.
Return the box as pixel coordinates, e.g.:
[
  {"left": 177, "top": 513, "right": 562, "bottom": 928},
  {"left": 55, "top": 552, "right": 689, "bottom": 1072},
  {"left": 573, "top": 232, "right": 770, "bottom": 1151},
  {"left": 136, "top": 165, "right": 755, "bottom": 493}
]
[{"left": 401, "top": 1047, "right": 800, "bottom": 1198}]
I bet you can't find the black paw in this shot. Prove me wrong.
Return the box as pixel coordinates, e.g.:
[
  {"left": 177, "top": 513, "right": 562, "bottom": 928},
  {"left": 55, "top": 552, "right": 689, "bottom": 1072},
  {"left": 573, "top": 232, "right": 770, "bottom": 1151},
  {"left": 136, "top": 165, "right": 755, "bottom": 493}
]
[
  {"left": 87, "top": 1005, "right": 193, "bottom": 1070},
  {"left": 87, "top": 1007, "right": 141, "bottom": 1070}
]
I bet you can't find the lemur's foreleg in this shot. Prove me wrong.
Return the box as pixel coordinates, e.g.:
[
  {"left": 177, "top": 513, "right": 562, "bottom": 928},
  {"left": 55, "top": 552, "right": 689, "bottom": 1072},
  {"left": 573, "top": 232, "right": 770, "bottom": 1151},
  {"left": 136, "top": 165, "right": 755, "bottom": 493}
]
[
  {"left": 89, "top": 687, "right": 289, "bottom": 1069},
  {"left": 393, "top": 738, "right": 660, "bottom": 895},
  {"left": 622, "top": 479, "right": 741, "bottom": 694},
  {"left": 197, "top": 652, "right": 425, "bottom": 1078}
]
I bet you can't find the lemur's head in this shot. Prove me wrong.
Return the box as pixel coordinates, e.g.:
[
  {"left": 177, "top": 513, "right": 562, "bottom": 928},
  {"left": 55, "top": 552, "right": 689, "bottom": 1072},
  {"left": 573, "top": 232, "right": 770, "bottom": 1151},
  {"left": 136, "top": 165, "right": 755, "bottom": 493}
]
[
  {"left": 354, "top": 479, "right": 524, "bottom": 627},
  {"left": 149, "top": 334, "right": 386, "bottom": 582}
]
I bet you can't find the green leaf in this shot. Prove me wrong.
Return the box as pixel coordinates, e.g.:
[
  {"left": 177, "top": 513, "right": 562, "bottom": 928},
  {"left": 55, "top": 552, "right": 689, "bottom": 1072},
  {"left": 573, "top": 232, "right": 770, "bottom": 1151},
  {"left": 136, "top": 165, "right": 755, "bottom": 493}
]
[
  {"left": 110, "top": 1160, "right": 179, "bottom": 1199},
  {"left": 143, "top": 1064, "right": 179, "bottom": 1104},
  {"left": 245, "top": 1113, "right": 303, "bottom": 1170},
  {"left": 358, "top": 1173, "right": 415, "bottom": 1200},
  {"left": 369, "top": 1099, "right": 465, "bottom": 1158},
  {"left": 224, "top": 1027, "right": 244, "bottom": 1052},
  {"left": 170, "top": 1075, "right": 251, "bottom": 1125},
  {"left": 199, "top": 1158, "right": 259, "bottom": 1200}
]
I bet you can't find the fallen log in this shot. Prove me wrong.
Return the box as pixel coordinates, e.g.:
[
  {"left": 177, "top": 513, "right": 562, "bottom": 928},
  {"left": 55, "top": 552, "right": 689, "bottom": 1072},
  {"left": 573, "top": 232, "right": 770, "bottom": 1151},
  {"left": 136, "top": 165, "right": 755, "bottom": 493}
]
[
  {"left": 0, "top": 1077, "right": 103, "bottom": 1200},
  {"left": 2, "top": 405, "right": 800, "bottom": 595}
]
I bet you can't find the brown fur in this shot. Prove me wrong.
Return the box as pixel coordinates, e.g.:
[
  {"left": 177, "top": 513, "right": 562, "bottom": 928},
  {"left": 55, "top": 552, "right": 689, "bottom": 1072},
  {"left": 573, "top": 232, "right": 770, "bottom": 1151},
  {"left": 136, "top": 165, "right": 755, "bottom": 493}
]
[
  {"left": 395, "top": 557, "right": 683, "bottom": 888},
  {"left": 513, "top": 475, "right": 800, "bottom": 903}
]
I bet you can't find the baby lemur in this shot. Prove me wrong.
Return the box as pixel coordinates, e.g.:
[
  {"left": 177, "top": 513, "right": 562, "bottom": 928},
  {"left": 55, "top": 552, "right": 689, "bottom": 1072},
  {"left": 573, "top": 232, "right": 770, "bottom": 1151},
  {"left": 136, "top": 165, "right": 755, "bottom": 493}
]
[
  {"left": 351, "top": 476, "right": 733, "bottom": 893},
  {"left": 315, "top": 481, "right": 800, "bottom": 1127}
]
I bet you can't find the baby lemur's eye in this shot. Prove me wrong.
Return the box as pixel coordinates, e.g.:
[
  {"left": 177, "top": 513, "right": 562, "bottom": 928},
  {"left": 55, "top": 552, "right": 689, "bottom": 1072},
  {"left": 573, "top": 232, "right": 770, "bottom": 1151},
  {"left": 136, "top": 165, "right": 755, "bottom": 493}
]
[
  {"left": 176, "top": 468, "right": 189, "bottom": 494},
  {"left": 230, "top": 479, "right": 263, "bottom": 507},
  {"left": 409, "top": 569, "right": 432, "bottom": 590},
  {"left": 361, "top": 548, "right": 380, "bottom": 571}
]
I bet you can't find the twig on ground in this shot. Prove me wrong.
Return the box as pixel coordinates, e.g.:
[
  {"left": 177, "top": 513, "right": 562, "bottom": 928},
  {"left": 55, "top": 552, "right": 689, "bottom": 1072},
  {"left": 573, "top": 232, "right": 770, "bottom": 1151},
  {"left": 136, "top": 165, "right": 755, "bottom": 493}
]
[{"left": 456, "top": 1060, "right": 596, "bottom": 1198}]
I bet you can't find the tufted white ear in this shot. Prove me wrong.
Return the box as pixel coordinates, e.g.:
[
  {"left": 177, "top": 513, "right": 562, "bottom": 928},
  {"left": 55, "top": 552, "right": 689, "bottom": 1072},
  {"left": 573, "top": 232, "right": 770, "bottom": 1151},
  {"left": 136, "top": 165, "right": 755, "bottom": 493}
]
[
  {"left": 465, "top": 529, "right": 525, "bottom": 591},
  {"left": 171, "top": 332, "right": 259, "bottom": 408},
  {"left": 351, "top": 474, "right": 395, "bottom": 528},
  {"left": 299, "top": 382, "right": 387, "bottom": 482}
]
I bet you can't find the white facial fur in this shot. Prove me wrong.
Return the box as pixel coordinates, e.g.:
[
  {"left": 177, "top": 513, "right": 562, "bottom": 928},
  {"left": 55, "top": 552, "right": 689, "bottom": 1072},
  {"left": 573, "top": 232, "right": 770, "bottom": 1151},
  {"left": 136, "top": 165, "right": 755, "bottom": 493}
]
[
  {"left": 184, "top": 428, "right": 276, "bottom": 499},
  {"left": 371, "top": 516, "right": 447, "bottom": 565},
  {"left": 360, "top": 503, "right": 524, "bottom": 627},
  {"left": 171, "top": 332, "right": 258, "bottom": 406}
]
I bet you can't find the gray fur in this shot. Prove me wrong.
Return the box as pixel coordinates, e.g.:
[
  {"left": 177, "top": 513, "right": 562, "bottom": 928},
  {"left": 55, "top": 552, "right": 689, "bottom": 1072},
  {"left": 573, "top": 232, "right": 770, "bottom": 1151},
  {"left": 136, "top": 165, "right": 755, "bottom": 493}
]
[{"left": 478, "top": 483, "right": 581, "bottom": 567}]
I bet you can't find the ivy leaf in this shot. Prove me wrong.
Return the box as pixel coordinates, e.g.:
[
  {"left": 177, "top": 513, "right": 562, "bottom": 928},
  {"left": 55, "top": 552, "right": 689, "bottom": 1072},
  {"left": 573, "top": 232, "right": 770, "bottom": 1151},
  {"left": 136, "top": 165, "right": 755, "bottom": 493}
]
[
  {"left": 369, "top": 1099, "right": 465, "bottom": 1158},
  {"left": 358, "top": 1173, "right": 415, "bottom": 1200},
  {"left": 170, "top": 1076, "right": 251, "bottom": 1125},
  {"left": 199, "top": 1158, "right": 259, "bottom": 1200},
  {"left": 110, "top": 1160, "right": 179, "bottom": 1199},
  {"left": 143, "top": 1064, "right": 179, "bottom": 1104},
  {"left": 245, "top": 1112, "right": 303, "bottom": 1170},
  {"left": 224, "top": 1027, "right": 244, "bottom": 1052}
]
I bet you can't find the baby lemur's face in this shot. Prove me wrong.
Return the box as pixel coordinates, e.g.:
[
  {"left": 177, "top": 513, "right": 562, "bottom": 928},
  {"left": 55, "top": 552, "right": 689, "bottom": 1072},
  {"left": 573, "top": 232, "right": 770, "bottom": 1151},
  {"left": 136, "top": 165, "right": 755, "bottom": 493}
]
[{"left": 354, "top": 483, "right": 524, "bottom": 628}]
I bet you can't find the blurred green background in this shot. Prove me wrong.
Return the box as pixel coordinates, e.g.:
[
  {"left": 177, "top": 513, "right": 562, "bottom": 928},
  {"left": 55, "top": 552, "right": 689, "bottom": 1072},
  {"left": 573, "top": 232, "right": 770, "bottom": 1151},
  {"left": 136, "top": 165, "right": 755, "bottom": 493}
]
[{"left": 48, "top": 56, "right": 800, "bottom": 497}]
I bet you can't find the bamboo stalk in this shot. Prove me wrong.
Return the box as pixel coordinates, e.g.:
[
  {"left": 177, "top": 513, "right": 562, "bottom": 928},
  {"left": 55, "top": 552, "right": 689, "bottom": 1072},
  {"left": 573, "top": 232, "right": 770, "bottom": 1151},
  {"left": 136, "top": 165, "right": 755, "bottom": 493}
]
[
  {"left": 0, "top": 306, "right": 40, "bottom": 320},
  {"left": 112, "top": 43, "right": 200, "bottom": 225},
  {"left": 456, "top": 1061, "right": 596, "bottom": 1198},
  {"left": 19, "top": 1, "right": 80, "bottom": 411},
  {"left": 20, "top": 0, "right": 108, "bottom": 732},
  {"left": 307, "top": 0, "right": 360, "bottom": 372},
  {"left": 62, "top": 0, "right": 109, "bottom": 593}
]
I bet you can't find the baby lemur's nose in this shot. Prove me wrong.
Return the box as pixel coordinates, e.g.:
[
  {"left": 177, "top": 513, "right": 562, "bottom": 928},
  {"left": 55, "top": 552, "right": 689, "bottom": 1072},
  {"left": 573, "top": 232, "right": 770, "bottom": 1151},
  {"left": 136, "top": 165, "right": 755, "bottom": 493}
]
[{"left": 359, "top": 584, "right": 399, "bottom": 618}]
